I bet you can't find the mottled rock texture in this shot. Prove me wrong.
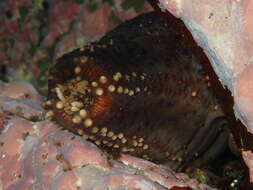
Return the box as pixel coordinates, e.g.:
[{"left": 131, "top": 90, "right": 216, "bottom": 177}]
[
  {"left": 0, "top": 0, "right": 153, "bottom": 85},
  {"left": 0, "top": 81, "right": 216, "bottom": 190},
  {"left": 148, "top": 0, "right": 253, "bottom": 183}
]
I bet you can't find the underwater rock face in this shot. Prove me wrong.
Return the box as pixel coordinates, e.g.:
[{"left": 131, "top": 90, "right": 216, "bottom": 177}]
[
  {"left": 45, "top": 12, "right": 230, "bottom": 171},
  {"left": 0, "top": 81, "right": 216, "bottom": 190},
  {"left": 148, "top": 0, "right": 253, "bottom": 182},
  {"left": 0, "top": 0, "right": 152, "bottom": 85}
]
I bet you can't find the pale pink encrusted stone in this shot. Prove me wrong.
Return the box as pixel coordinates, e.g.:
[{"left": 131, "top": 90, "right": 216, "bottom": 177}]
[{"left": 0, "top": 81, "right": 216, "bottom": 190}]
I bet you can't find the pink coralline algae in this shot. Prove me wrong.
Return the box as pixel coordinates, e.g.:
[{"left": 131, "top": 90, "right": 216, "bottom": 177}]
[
  {"left": 0, "top": 0, "right": 153, "bottom": 84},
  {"left": 0, "top": 81, "right": 216, "bottom": 190},
  {"left": 148, "top": 0, "right": 253, "bottom": 184}
]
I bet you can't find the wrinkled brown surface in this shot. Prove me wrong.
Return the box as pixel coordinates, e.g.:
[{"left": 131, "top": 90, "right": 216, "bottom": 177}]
[{"left": 46, "top": 12, "right": 231, "bottom": 172}]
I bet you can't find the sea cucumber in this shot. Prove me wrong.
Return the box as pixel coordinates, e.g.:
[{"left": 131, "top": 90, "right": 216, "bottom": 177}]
[{"left": 45, "top": 12, "right": 230, "bottom": 171}]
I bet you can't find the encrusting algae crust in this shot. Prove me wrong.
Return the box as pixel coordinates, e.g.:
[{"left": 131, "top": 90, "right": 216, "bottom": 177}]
[{"left": 45, "top": 12, "right": 230, "bottom": 171}]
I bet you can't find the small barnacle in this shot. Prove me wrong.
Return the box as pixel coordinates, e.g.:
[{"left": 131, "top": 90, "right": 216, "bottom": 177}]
[
  {"left": 135, "top": 87, "right": 141, "bottom": 93},
  {"left": 71, "top": 101, "right": 83, "bottom": 108},
  {"left": 128, "top": 90, "right": 134, "bottom": 96},
  {"left": 55, "top": 87, "right": 65, "bottom": 101},
  {"left": 72, "top": 115, "right": 82, "bottom": 124},
  {"left": 84, "top": 118, "right": 93, "bottom": 127},
  {"left": 91, "top": 81, "right": 98, "bottom": 87},
  {"left": 107, "top": 131, "right": 114, "bottom": 138},
  {"left": 45, "top": 100, "right": 52, "bottom": 106},
  {"left": 101, "top": 127, "right": 108, "bottom": 134},
  {"left": 80, "top": 56, "right": 88, "bottom": 63},
  {"left": 74, "top": 66, "right": 81, "bottom": 74},
  {"left": 79, "top": 109, "right": 87, "bottom": 118},
  {"left": 91, "top": 127, "right": 99, "bottom": 134},
  {"left": 118, "top": 133, "right": 124, "bottom": 139},
  {"left": 131, "top": 72, "right": 137, "bottom": 77},
  {"left": 45, "top": 110, "right": 54, "bottom": 118},
  {"left": 95, "top": 140, "right": 101, "bottom": 145},
  {"left": 214, "top": 105, "right": 219, "bottom": 111},
  {"left": 56, "top": 101, "right": 64, "bottom": 109},
  {"left": 117, "top": 86, "right": 123, "bottom": 93},
  {"left": 108, "top": 85, "right": 116, "bottom": 92},
  {"left": 121, "top": 138, "right": 127, "bottom": 144},
  {"left": 83, "top": 134, "right": 89, "bottom": 139},
  {"left": 95, "top": 88, "right": 104, "bottom": 96},
  {"left": 99, "top": 76, "right": 107, "bottom": 84},
  {"left": 191, "top": 91, "right": 197, "bottom": 97},
  {"left": 77, "top": 129, "right": 84, "bottom": 135},
  {"left": 140, "top": 75, "right": 145, "bottom": 80},
  {"left": 112, "top": 134, "right": 117, "bottom": 140},
  {"left": 88, "top": 135, "right": 95, "bottom": 140},
  {"left": 123, "top": 88, "right": 129, "bottom": 94},
  {"left": 132, "top": 140, "right": 138, "bottom": 147},
  {"left": 138, "top": 142, "right": 143, "bottom": 147},
  {"left": 107, "top": 142, "right": 113, "bottom": 147},
  {"left": 113, "top": 72, "right": 122, "bottom": 81},
  {"left": 71, "top": 106, "right": 79, "bottom": 112}
]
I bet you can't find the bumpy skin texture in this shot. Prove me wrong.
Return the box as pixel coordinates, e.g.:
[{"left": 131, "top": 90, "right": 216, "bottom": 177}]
[
  {"left": 0, "top": 81, "right": 216, "bottom": 190},
  {"left": 46, "top": 12, "right": 230, "bottom": 172}
]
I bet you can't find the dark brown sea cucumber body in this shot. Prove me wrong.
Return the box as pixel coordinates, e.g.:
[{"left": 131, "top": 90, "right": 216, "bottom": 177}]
[{"left": 46, "top": 12, "right": 229, "bottom": 171}]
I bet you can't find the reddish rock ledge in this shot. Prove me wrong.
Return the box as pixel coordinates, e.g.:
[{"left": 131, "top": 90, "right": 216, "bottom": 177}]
[{"left": 0, "top": 81, "right": 216, "bottom": 190}]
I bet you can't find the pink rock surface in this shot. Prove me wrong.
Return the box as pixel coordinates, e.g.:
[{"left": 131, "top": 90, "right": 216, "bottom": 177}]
[
  {"left": 150, "top": 0, "right": 253, "bottom": 182},
  {"left": 242, "top": 150, "right": 253, "bottom": 183},
  {"left": 0, "top": 82, "right": 216, "bottom": 190},
  {"left": 151, "top": 0, "right": 253, "bottom": 132},
  {"left": 0, "top": 0, "right": 153, "bottom": 83},
  {"left": 54, "top": 0, "right": 153, "bottom": 58}
]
